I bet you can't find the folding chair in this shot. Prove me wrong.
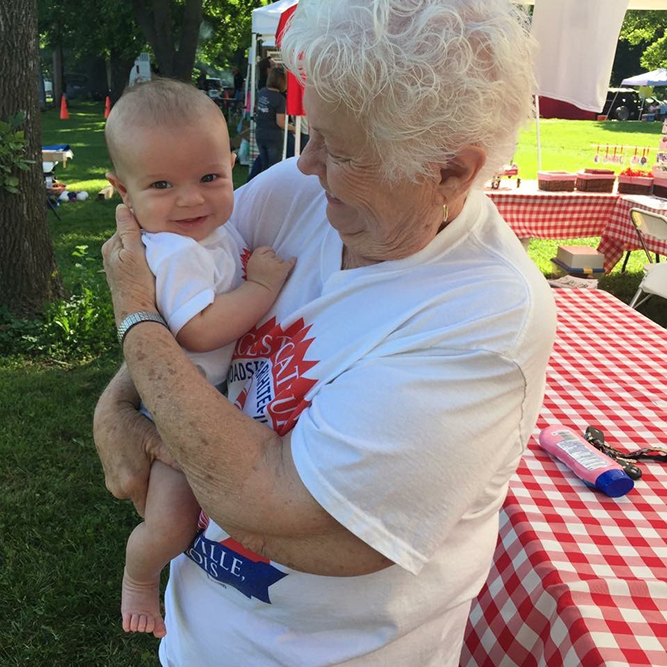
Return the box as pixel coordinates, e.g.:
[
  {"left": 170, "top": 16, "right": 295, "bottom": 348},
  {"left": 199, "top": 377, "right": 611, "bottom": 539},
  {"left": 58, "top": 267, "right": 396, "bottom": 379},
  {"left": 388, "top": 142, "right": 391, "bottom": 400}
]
[
  {"left": 627, "top": 208, "right": 667, "bottom": 308},
  {"left": 621, "top": 208, "right": 666, "bottom": 271}
]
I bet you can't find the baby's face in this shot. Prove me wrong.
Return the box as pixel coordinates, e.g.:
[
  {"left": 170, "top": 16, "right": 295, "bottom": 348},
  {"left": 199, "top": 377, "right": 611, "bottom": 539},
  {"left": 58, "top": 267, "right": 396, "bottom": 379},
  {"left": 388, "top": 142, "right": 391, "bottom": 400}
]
[{"left": 109, "top": 116, "right": 235, "bottom": 242}]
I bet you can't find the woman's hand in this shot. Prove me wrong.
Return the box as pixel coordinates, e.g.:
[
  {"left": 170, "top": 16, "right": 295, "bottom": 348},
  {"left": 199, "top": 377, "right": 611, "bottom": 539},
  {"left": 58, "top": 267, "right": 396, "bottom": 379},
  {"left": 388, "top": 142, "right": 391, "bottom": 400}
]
[
  {"left": 102, "top": 204, "right": 157, "bottom": 325},
  {"left": 93, "top": 367, "right": 179, "bottom": 517}
]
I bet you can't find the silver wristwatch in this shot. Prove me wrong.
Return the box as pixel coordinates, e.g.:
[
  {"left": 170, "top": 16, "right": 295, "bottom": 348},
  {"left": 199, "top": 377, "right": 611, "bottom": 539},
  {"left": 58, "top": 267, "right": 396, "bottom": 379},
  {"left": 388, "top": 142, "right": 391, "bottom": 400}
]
[{"left": 116, "top": 311, "right": 168, "bottom": 346}]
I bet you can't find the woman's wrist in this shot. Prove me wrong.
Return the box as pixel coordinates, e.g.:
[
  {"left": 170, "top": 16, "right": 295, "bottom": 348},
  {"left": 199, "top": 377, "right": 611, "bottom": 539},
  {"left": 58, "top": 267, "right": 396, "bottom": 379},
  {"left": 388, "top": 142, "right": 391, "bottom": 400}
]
[{"left": 112, "top": 296, "right": 159, "bottom": 327}]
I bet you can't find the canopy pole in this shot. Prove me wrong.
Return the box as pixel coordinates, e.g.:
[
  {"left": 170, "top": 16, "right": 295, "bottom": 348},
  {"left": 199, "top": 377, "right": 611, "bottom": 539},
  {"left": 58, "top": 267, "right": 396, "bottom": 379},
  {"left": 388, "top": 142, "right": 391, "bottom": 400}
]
[
  {"left": 295, "top": 116, "right": 302, "bottom": 156},
  {"left": 249, "top": 34, "right": 258, "bottom": 172},
  {"left": 535, "top": 94, "right": 542, "bottom": 172},
  {"left": 283, "top": 118, "right": 289, "bottom": 160}
]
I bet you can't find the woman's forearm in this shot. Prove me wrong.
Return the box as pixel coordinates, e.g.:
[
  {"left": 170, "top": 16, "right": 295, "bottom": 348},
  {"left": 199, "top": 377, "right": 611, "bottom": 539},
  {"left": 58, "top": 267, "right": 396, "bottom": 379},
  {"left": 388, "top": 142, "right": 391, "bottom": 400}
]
[
  {"left": 122, "top": 323, "right": 392, "bottom": 575},
  {"left": 124, "top": 322, "right": 288, "bottom": 531},
  {"left": 93, "top": 363, "right": 159, "bottom": 515}
]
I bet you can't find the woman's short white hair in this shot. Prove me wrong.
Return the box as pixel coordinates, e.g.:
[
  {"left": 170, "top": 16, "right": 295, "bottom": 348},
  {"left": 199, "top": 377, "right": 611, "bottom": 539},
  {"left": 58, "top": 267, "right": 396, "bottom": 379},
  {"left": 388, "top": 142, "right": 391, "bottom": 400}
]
[{"left": 281, "top": 0, "right": 535, "bottom": 185}]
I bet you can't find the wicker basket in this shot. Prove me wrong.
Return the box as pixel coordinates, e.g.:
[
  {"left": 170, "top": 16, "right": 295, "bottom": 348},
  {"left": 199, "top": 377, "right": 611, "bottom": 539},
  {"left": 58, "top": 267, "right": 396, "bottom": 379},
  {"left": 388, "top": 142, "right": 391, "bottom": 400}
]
[
  {"left": 538, "top": 171, "right": 577, "bottom": 191},
  {"left": 538, "top": 179, "right": 576, "bottom": 192},
  {"left": 618, "top": 182, "right": 652, "bottom": 195},
  {"left": 653, "top": 183, "right": 667, "bottom": 199},
  {"left": 576, "top": 172, "right": 616, "bottom": 193}
]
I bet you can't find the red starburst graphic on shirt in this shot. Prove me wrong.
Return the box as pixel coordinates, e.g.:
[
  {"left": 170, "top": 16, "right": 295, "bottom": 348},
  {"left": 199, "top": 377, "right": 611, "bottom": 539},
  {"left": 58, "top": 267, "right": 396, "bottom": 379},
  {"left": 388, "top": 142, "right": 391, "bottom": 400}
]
[
  {"left": 231, "top": 317, "right": 318, "bottom": 436},
  {"left": 196, "top": 510, "right": 271, "bottom": 564},
  {"left": 240, "top": 247, "right": 252, "bottom": 280}
]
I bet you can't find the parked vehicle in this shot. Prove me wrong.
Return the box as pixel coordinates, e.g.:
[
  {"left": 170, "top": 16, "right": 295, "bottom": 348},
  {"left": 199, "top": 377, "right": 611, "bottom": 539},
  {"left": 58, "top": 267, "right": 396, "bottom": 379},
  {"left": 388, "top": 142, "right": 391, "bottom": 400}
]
[{"left": 602, "top": 88, "right": 642, "bottom": 121}]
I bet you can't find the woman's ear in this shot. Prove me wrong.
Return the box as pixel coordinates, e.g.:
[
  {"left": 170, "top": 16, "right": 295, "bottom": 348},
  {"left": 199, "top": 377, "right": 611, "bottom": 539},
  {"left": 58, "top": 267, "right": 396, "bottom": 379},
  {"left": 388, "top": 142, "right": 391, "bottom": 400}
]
[
  {"left": 434, "top": 146, "right": 487, "bottom": 205},
  {"left": 106, "top": 172, "right": 131, "bottom": 208}
]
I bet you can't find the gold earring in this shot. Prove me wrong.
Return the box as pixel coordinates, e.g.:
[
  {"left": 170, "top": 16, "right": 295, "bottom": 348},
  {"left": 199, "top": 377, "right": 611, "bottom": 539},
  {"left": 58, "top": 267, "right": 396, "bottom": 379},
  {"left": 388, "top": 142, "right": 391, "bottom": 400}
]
[{"left": 443, "top": 202, "right": 449, "bottom": 223}]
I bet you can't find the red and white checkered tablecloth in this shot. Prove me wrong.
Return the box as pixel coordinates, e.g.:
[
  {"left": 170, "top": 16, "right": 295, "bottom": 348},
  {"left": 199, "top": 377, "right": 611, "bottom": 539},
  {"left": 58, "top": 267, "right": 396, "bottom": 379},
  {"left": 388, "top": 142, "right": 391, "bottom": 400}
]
[
  {"left": 486, "top": 183, "right": 618, "bottom": 240},
  {"left": 599, "top": 195, "right": 667, "bottom": 272},
  {"left": 461, "top": 289, "right": 667, "bottom": 667}
]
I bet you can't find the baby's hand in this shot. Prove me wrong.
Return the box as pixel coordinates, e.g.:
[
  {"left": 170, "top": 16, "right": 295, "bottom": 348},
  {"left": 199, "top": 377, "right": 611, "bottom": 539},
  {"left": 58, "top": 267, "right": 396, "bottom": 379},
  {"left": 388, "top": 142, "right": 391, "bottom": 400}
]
[{"left": 246, "top": 246, "right": 295, "bottom": 294}]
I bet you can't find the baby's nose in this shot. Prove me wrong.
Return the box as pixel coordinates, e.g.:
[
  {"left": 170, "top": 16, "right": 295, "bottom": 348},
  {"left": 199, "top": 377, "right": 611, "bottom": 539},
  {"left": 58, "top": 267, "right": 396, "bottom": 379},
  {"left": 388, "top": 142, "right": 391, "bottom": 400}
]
[{"left": 176, "top": 185, "right": 205, "bottom": 206}]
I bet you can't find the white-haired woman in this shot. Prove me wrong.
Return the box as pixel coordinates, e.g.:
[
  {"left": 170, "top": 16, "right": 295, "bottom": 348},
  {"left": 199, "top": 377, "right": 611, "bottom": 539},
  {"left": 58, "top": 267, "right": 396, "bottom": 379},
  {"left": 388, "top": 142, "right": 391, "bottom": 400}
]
[{"left": 96, "top": 1, "right": 556, "bottom": 664}]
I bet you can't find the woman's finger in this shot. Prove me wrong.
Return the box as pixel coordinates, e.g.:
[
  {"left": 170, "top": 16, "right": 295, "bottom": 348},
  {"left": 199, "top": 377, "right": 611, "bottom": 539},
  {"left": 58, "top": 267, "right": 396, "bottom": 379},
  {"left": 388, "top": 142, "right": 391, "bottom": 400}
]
[{"left": 115, "top": 205, "right": 143, "bottom": 250}]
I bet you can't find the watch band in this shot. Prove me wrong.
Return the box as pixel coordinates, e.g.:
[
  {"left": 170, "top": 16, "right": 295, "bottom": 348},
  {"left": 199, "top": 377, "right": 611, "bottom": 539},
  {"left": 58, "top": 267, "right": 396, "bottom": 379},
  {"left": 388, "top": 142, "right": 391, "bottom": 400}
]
[{"left": 116, "top": 311, "right": 168, "bottom": 346}]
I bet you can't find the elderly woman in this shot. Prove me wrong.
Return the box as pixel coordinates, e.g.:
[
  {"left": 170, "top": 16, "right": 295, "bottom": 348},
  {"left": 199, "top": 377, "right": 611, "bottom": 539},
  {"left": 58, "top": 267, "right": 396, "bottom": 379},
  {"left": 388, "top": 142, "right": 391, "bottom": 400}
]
[{"left": 95, "top": 0, "right": 556, "bottom": 665}]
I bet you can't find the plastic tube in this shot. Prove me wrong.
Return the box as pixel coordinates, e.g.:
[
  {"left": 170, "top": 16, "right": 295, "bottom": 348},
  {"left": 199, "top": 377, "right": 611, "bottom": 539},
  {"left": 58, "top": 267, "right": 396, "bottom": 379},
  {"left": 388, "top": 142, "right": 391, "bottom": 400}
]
[{"left": 538, "top": 425, "right": 634, "bottom": 498}]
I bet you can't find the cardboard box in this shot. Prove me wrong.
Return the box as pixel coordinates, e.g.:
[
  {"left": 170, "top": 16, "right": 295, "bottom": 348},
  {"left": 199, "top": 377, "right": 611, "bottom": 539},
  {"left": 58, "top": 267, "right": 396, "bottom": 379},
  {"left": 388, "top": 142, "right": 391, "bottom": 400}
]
[{"left": 556, "top": 245, "right": 605, "bottom": 271}]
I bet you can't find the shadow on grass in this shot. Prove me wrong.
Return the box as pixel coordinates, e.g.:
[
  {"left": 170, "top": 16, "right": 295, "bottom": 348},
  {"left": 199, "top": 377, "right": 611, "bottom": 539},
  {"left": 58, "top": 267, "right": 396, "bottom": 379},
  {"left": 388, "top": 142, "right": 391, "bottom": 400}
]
[{"left": 592, "top": 120, "right": 665, "bottom": 135}]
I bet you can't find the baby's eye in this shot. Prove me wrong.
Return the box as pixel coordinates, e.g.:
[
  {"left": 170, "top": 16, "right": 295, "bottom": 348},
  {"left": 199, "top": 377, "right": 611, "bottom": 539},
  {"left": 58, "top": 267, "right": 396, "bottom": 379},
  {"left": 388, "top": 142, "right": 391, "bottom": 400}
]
[
  {"left": 201, "top": 173, "right": 219, "bottom": 183},
  {"left": 151, "top": 181, "right": 171, "bottom": 189}
]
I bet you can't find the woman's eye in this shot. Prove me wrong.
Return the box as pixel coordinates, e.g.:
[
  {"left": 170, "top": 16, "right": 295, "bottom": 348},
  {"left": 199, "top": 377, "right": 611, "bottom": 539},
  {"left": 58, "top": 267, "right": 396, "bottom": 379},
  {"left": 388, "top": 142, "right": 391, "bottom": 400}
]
[
  {"left": 151, "top": 181, "right": 171, "bottom": 189},
  {"left": 201, "top": 173, "right": 218, "bottom": 183},
  {"left": 328, "top": 150, "right": 347, "bottom": 163}
]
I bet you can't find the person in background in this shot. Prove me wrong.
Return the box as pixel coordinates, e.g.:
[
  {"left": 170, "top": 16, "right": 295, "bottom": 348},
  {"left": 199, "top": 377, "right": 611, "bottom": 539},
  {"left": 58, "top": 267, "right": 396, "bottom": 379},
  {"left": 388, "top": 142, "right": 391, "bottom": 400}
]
[
  {"left": 255, "top": 67, "right": 294, "bottom": 172},
  {"left": 257, "top": 56, "right": 274, "bottom": 91},
  {"left": 95, "top": 1, "right": 556, "bottom": 664},
  {"left": 233, "top": 67, "right": 245, "bottom": 101}
]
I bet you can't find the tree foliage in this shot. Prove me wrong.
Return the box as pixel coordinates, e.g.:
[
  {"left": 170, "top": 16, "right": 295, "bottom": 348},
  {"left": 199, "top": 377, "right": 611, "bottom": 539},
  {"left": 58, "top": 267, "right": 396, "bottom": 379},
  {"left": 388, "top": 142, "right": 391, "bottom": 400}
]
[
  {"left": 38, "top": 0, "right": 270, "bottom": 92},
  {"left": 620, "top": 10, "right": 667, "bottom": 70},
  {"left": 199, "top": 0, "right": 269, "bottom": 70}
]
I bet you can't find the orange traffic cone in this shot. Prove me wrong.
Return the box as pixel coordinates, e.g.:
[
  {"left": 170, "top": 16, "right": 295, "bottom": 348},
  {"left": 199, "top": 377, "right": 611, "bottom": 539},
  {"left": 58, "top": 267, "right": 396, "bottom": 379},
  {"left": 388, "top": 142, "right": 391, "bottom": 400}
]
[
  {"left": 104, "top": 96, "right": 111, "bottom": 119},
  {"left": 60, "top": 94, "right": 70, "bottom": 120}
]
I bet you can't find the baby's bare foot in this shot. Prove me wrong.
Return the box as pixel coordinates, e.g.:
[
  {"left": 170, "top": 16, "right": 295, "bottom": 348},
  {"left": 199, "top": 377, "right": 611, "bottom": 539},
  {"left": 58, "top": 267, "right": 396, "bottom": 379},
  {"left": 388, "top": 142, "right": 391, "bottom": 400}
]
[{"left": 121, "top": 568, "right": 166, "bottom": 638}]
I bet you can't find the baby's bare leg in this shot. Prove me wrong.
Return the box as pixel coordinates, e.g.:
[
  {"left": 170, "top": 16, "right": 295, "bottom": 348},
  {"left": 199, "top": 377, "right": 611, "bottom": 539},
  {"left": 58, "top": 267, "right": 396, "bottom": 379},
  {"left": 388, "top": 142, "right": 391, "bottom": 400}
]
[{"left": 122, "top": 460, "right": 200, "bottom": 638}]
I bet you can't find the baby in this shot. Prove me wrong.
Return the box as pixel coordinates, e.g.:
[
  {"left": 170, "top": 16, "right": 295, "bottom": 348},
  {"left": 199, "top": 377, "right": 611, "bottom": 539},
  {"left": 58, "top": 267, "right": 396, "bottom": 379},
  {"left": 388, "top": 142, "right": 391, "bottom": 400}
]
[{"left": 105, "top": 78, "right": 294, "bottom": 639}]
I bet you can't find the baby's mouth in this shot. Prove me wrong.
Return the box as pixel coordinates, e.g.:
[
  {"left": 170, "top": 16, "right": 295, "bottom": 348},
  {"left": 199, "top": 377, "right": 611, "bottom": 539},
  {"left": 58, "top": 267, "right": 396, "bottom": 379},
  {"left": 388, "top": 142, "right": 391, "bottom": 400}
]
[{"left": 175, "top": 215, "right": 207, "bottom": 224}]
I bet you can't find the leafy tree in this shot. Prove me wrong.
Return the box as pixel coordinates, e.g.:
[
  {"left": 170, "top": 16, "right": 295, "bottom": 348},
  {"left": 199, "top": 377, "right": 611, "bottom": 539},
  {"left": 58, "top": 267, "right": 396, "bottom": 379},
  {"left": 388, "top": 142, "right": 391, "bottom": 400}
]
[
  {"left": 0, "top": 0, "right": 63, "bottom": 317},
  {"left": 620, "top": 10, "right": 667, "bottom": 70},
  {"left": 199, "top": 0, "right": 269, "bottom": 71}
]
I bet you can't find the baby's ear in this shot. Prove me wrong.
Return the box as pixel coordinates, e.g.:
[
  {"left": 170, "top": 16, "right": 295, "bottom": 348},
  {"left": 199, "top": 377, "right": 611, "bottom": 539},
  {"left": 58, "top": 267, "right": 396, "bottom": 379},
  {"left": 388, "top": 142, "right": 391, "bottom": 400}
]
[
  {"left": 106, "top": 172, "right": 130, "bottom": 207},
  {"left": 230, "top": 152, "right": 237, "bottom": 169}
]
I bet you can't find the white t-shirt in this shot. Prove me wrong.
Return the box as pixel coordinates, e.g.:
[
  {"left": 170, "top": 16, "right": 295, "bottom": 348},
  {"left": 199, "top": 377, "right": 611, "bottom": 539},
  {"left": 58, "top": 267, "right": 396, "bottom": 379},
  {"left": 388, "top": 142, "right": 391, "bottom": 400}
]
[
  {"left": 142, "top": 227, "right": 245, "bottom": 387},
  {"left": 159, "top": 159, "right": 557, "bottom": 667}
]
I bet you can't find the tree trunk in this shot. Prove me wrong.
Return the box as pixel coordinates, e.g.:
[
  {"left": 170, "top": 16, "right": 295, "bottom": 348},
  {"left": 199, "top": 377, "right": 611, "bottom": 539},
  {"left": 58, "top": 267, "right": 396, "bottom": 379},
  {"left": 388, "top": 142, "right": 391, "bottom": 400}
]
[
  {"left": 108, "top": 50, "right": 137, "bottom": 104},
  {"left": 0, "top": 0, "right": 63, "bottom": 318},
  {"left": 133, "top": 0, "right": 202, "bottom": 82},
  {"left": 173, "top": 0, "right": 204, "bottom": 82}
]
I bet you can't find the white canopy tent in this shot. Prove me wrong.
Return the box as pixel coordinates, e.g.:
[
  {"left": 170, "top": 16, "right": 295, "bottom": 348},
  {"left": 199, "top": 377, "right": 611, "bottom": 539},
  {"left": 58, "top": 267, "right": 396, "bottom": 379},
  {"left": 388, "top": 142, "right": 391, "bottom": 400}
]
[{"left": 622, "top": 68, "right": 667, "bottom": 87}]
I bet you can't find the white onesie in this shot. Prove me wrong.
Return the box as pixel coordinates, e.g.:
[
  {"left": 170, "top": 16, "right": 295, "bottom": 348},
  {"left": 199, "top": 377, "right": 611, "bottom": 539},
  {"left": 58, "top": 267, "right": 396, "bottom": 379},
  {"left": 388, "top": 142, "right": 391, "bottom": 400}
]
[{"left": 142, "top": 225, "right": 245, "bottom": 387}]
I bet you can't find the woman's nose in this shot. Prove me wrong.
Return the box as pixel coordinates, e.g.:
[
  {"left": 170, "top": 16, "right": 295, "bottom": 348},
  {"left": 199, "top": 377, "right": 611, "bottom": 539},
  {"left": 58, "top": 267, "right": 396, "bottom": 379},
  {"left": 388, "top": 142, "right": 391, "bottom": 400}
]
[{"left": 297, "top": 140, "right": 324, "bottom": 178}]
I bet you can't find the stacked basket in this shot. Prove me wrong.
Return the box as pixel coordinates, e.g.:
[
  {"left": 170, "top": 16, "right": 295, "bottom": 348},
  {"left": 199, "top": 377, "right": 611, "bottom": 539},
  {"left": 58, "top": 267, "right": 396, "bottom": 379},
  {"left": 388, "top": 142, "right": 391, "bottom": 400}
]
[
  {"left": 617, "top": 168, "right": 653, "bottom": 195},
  {"left": 537, "top": 171, "right": 577, "bottom": 191},
  {"left": 575, "top": 169, "right": 617, "bottom": 193}
]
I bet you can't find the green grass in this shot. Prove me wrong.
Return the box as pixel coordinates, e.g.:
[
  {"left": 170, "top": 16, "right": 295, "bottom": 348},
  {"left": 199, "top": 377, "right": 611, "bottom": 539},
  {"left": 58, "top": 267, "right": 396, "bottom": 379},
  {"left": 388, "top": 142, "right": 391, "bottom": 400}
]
[
  {"left": 1, "top": 103, "right": 665, "bottom": 666},
  {"left": 515, "top": 118, "right": 664, "bottom": 178}
]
